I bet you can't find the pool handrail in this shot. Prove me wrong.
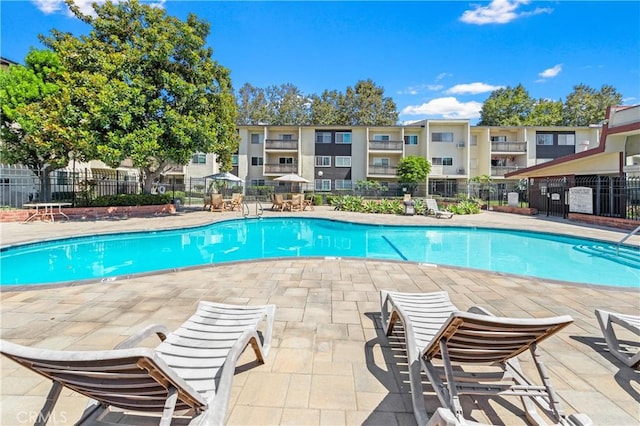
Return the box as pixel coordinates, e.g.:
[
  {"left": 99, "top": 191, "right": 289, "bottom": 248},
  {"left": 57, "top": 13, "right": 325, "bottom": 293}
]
[{"left": 617, "top": 224, "right": 640, "bottom": 255}]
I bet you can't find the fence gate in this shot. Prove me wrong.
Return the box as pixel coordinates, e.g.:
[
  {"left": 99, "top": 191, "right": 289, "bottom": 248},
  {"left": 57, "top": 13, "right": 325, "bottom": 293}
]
[{"left": 529, "top": 178, "right": 568, "bottom": 218}]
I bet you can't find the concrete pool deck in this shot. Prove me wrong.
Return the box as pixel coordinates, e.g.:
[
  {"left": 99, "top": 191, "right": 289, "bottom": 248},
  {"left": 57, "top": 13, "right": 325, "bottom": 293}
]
[{"left": 1, "top": 207, "right": 639, "bottom": 425}]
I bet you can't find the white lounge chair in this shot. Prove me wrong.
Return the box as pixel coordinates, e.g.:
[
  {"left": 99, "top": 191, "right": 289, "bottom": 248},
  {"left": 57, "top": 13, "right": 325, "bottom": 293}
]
[
  {"left": 594, "top": 308, "right": 640, "bottom": 368},
  {"left": 425, "top": 198, "right": 453, "bottom": 219},
  {"left": 380, "top": 290, "right": 592, "bottom": 426},
  {"left": 0, "top": 301, "right": 276, "bottom": 426}
]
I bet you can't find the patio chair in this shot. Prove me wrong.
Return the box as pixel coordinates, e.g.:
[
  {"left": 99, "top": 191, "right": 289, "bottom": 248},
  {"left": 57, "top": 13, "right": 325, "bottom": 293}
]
[
  {"left": 380, "top": 290, "right": 592, "bottom": 426},
  {"left": 290, "top": 193, "right": 304, "bottom": 211},
  {"left": 209, "top": 193, "right": 226, "bottom": 212},
  {"left": 0, "top": 301, "right": 276, "bottom": 426},
  {"left": 271, "top": 193, "right": 287, "bottom": 211},
  {"left": 425, "top": 198, "right": 453, "bottom": 219},
  {"left": 594, "top": 308, "right": 640, "bottom": 368},
  {"left": 227, "top": 193, "right": 244, "bottom": 211}
]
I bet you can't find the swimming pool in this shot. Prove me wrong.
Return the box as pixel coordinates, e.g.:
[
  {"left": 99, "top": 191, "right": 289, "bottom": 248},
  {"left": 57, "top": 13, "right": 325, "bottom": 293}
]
[{"left": 1, "top": 217, "right": 639, "bottom": 288}]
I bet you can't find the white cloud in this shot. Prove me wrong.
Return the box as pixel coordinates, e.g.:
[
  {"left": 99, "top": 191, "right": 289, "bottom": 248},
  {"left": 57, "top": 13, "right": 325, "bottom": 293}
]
[
  {"left": 435, "top": 72, "right": 451, "bottom": 81},
  {"left": 539, "top": 64, "right": 562, "bottom": 78},
  {"left": 427, "top": 84, "right": 444, "bottom": 91},
  {"left": 32, "top": 0, "right": 165, "bottom": 16},
  {"left": 32, "top": 0, "right": 64, "bottom": 14},
  {"left": 460, "top": 0, "right": 552, "bottom": 25},
  {"left": 401, "top": 97, "right": 482, "bottom": 119},
  {"left": 445, "top": 82, "right": 504, "bottom": 95}
]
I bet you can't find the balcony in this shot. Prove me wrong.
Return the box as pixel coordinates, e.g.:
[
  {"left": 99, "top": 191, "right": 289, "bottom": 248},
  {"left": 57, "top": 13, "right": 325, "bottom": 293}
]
[
  {"left": 430, "top": 166, "right": 466, "bottom": 176},
  {"left": 368, "top": 140, "right": 403, "bottom": 151},
  {"left": 265, "top": 139, "right": 298, "bottom": 150},
  {"left": 491, "top": 166, "right": 520, "bottom": 176},
  {"left": 264, "top": 163, "right": 297, "bottom": 174},
  {"left": 491, "top": 141, "right": 527, "bottom": 153},
  {"left": 368, "top": 165, "right": 397, "bottom": 176}
]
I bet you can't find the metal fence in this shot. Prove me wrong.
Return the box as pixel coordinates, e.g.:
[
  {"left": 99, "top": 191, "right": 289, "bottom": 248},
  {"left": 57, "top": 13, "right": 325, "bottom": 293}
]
[
  {"left": 529, "top": 175, "right": 640, "bottom": 220},
  {"left": 3, "top": 166, "right": 638, "bottom": 222}
]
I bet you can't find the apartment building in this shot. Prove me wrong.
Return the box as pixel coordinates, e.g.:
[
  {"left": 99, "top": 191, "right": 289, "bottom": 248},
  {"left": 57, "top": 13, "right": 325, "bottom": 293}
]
[{"left": 182, "top": 121, "right": 601, "bottom": 195}]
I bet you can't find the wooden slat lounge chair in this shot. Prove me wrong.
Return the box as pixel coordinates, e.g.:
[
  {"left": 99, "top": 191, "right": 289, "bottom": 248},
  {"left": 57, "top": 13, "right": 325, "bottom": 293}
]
[
  {"left": 595, "top": 309, "right": 640, "bottom": 368},
  {"left": 290, "top": 193, "right": 304, "bottom": 212},
  {"left": 226, "top": 193, "right": 244, "bottom": 212},
  {"left": 380, "top": 290, "right": 592, "bottom": 426},
  {"left": 425, "top": 198, "right": 453, "bottom": 219},
  {"left": 209, "top": 193, "right": 226, "bottom": 212},
  {"left": 271, "top": 193, "right": 287, "bottom": 211},
  {"left": 0, "top": 301, "right": 276, "bottom": 426}
]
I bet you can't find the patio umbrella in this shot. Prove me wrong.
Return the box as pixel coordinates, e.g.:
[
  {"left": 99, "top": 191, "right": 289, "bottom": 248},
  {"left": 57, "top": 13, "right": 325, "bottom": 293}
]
[
  {"left": 203, "top": 172, "right": 244, "bottom": 182},
  {"left": 204, "top": 172, "right": 244, "bottom": 195},
  {"left": 274, "top": 173, "right": 310, "bottom": 193}
]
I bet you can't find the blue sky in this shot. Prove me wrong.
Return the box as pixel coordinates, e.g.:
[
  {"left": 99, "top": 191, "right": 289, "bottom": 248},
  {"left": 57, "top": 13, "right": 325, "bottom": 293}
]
[{"left": 2, "top": 0, "right": 639, "bottom": 124}]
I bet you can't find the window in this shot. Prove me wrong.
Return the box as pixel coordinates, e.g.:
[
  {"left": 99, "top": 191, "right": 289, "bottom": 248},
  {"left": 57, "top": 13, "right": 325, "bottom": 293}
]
[
  {"left": 251, "top": 156, "right": 263, "bottom": 166},
  {"left": 335, "top": 180, "right": 352, "bottom": 190},
  {"left": 231, "top": 155, "right": 238, "bottom": 166},
  {"left": 250, "top": 133, "right": 261, "bottom": 144},
  {"left": 490, "top": 136, "right": 507, "bottom": 142},
  {"left": 316, "top": 132, "right": 331, "bottom": 143},
  {"left": 315, "top": 156, "right": 331, "bottom": 167},
  {"left": 335, "top": 156, "right": 351, "bottom": 167},
  {"left": 404, "top": 135, "right": 418, "bottom": 145},
  {"left": 56, "top": 170, "right": 72, "bottom": 185},
  {"left": 558, "top": 134, "right": 575, "bottom": 145},
  {"left": 315, "top": 179, "right": 331, "bottom": 191},
  {"left": 373, "top": 134, "right": 390, "bottom": 141},
  {"left": 536, "top": 134, "right": 553, "bottom": 145},
  {"left": 280, "top": 134, "right": 293, "bottom": 141},
  {"left": 432, "top": 132, "right": 454, "bottom": 142},
  {"left": 470, "top": 135, "right": 478, "bottom": 146},
  {"left": 373, "top": 158, "right": 390, "bottom": 166},
  {"left": 250, "top": 179, "right": 265, "bottom": 186},
  {"left": 279, "top": 157, "right": 294, "bottom": 164},
  {"left": 431, "top": 157, "right": 453, "bottom": 166},
  {"left": 335, "top": 132, "right": 351, "bottom": 144},
  {"left": 191, "top": 153, "right": 206, "bottom": 164}
]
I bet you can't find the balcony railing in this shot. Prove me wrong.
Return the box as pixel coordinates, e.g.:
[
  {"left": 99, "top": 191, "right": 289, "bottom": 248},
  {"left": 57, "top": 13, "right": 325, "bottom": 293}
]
[
  {"left": 430, "top": 166, "right": 466, "bottom": 176},
  {"left": 491, "top": 141, "right": 527, "bottom": 153},
  {"left": 265, "top": 139, "right": 298, "bottom": 150},
  {"left": 491, "top": 166, "right": 520, "bottom": 176},
  {"left": 368, "top": 165, "right": 397, "bottom": 176},
  {"left": 264, "top": 164, "right": 297, "bottom": 174},
  {"left": 368, "top": 140, "right": 403, "bottom": 151}
]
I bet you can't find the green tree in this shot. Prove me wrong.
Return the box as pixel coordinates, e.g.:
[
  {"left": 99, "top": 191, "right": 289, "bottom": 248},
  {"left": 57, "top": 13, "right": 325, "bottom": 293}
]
[
  {"left": 309, "top": 89, "right": 342, "bottom": 125},
  {"left": 562, "top": 84, "right": 623, "bottom": 126},
  {"left": 0, "top": 49, "right": 78, "bottom": 200},
  {"left": 341, "top": 79, "right": 398, "bottom": 125},
  {"left": 527, "top": 98, "right": 563, "bottom": 126},
  {"left": 266, "top": 83, "right": 309, "bottom": 125},
  {"left": 237, "top": 83, "right": 270, "bottom": 125},
  {"left": 478, "top": 84, "right": 534, "bottom": 126},
  {"left": 42, "top": 0, "right": 239, "bottom": 193},
  {"left": 396, "top": 156, "right": 431, "bottom": 195}
]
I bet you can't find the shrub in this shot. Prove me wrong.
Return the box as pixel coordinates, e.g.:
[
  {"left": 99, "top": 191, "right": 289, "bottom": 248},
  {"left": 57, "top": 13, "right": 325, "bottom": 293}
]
[
  {"left": 90, "top": 193, "right": 173, "bottom": 207},
  {"left": 447, "top": 198, "right": 481, "bottom": 215},
  {"left": 312, "top": 194, "right": 323, "bottom": 206}
]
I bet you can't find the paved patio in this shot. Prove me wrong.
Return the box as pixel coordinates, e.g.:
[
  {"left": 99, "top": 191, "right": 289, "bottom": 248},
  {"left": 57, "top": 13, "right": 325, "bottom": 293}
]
[{"left": 1, "top": 207, "right": 639, "bottom": 425}]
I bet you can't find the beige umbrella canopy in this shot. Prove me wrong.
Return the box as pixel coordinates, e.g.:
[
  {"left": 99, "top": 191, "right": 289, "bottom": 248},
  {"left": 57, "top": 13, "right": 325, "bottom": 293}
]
[
  {"left": 274, "top": 173, "right": 310, "bottom": 183},
  {"left": 274, "top": 173, "right": 310, "bottom": 193}
]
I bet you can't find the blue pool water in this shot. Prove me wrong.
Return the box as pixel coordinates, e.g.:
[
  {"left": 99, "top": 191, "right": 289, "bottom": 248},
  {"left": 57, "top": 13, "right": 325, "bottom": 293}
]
[{"left": 1, "top": 217, "right": 639, "bottom": 287}]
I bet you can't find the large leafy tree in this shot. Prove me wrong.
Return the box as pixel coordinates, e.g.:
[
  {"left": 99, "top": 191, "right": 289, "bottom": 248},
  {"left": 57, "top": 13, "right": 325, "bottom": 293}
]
[
  {"left": 340, "top": 79, "right": 398, "bottom": 126},
  {"left": 266, "top": 83, "right": 309, "bottom": 125},
  {"left": 562, "top": 84, "right": 622, "bottom": 126},
  {"left": 309, "top": 89, "right": 342, "bottom": 125},
  {"left": 396, "top": 155, "right": 431, "bottom": 195},
  {"left": 478, "top": 84, "right": 534, "bottom": 126},
  {"left": 528, "top": 98, "right": 563, "bottom": 126},
  {"left": 42, "top": 0, "right": 238, "bottom": 193},
  {"left": 0, "top": 49, "right": 79, "bottom": 200},
  {"left": 237, "top": 83, "right": 270, "bottom": 125}
]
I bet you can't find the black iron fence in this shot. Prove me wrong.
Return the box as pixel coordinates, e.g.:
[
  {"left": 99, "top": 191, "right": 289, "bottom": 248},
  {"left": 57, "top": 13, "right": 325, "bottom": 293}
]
[
  {"left": 529, "top": 175, "right": 640, "bottom": 220},
  {"left": 2, "top": 166, "right": 638, "bottom": 222}
]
